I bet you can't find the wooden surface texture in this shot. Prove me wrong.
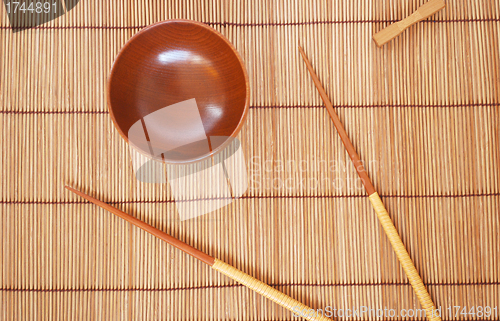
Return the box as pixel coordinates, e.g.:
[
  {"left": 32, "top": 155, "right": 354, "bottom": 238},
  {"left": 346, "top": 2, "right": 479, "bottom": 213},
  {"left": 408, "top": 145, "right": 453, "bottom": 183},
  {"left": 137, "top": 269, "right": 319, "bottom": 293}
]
[{"left": 0, "top": 0, "right": 499, "bottom": 320}]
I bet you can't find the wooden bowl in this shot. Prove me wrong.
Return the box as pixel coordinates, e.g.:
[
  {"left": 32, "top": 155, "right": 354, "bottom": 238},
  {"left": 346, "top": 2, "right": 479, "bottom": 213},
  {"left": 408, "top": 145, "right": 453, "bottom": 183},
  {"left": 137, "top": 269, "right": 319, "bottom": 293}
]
[{"left": 108, "top": 20, "right": 249, "bottom": 164}]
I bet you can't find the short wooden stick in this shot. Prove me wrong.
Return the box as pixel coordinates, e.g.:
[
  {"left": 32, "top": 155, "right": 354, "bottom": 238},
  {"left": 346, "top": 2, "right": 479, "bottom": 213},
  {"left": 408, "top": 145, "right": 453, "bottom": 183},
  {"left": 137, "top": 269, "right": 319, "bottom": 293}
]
[{"left": 372, "top": 0, "right": 446, "bottom": 47}]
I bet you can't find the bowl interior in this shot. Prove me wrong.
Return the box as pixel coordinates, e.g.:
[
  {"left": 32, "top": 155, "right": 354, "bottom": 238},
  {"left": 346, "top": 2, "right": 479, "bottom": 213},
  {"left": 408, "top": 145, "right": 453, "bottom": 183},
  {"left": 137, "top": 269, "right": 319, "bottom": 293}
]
[{"left": 108, "top": 20, "right": 248, "bottom": 163}]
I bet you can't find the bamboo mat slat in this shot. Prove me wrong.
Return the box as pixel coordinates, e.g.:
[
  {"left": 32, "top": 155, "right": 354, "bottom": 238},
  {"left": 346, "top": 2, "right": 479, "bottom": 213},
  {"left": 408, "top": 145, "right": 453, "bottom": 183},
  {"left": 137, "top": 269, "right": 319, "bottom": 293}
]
[{"left": 1, "top": 0, "right": 499, "bottom": 320}]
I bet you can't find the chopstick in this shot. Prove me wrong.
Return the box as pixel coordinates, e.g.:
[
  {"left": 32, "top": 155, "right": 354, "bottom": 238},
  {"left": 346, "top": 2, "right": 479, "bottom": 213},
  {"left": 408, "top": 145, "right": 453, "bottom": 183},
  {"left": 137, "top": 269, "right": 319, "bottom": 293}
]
[
  {"left": 298, "top": 47, "right": 441, "bottom": 321},
  {"left": 65, "top": 186, "right": 331, "bottom": 321}
]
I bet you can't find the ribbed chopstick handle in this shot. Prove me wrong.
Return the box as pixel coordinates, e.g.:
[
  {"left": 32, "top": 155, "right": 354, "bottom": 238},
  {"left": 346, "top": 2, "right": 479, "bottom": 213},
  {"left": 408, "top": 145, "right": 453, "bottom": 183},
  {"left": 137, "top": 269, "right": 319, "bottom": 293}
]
[
  {"left": 368, "top": 193, "right": 441, "bottom": 321},
  {"left": 212, "top": 259, "right": 331, "bottom": 321}
]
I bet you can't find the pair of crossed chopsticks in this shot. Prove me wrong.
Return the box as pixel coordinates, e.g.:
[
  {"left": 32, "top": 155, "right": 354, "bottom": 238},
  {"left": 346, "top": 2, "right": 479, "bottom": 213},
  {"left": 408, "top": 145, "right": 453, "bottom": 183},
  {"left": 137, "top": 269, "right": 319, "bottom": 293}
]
[{"left": 68, "top": 47, "right": 440, "bottom": 321}]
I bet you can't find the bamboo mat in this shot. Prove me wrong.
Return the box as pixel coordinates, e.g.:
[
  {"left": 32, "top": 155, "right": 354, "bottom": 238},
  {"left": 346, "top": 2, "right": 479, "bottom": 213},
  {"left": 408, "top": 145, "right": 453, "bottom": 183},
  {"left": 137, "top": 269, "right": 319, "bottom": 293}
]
[{"left": 1, "top": 0, "right": 499, "bottom": 320}]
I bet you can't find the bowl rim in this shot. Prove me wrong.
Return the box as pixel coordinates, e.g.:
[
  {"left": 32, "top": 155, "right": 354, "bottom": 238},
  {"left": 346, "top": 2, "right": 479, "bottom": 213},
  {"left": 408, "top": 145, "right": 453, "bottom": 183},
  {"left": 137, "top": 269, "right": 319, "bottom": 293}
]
[{"left": 107, "top": 19, "right": 250, "bottom": 165}]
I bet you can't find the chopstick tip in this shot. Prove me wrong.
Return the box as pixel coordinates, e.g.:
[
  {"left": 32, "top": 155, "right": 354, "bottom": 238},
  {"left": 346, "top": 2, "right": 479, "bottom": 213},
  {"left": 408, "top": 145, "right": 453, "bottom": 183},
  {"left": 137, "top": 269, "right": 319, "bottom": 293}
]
[
  {"left": 65, "top": 185, "right": 79, "bottom": 194},
  {"left": 297, "top": 46, "right": 308, "bottom": 62}
]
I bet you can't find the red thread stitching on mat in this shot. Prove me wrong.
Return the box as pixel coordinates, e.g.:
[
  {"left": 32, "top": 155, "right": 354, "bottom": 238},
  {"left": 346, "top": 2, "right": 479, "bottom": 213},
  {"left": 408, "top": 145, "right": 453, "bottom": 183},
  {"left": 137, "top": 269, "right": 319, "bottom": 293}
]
[
  {"left": 1, "top": 281, "right": 499, "bottom": 292},
  {"left": 1, "top": 193, "right": 499, "bottom": 205},
  {"left": 0, "top": 110, "right": 108, "bottom": 114},
  {"left": 0, "top": 18, "right": 499, "bottom": 30},
  {"left": 251, "top": 103, "right": 499, "bottom": 109},
  {"left": 0, "top": 102, "right": 498, "bottom": 114}
]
